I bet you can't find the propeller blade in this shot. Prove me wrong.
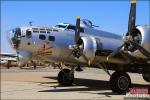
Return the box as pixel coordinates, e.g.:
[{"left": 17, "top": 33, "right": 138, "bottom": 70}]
[
  {"left": 75, "top": 16, "right": 80, "bottom": 43},
  {"left": 79, "top": 50, "right": 92, "bottom": 66},
  {"left": 107, "top": 43, "right": 125, "bottom": 59},
  {"left": 129, "top": 41, "right": 150, "bottom": 59},
  {"left": 128, "top": 0, "right": 136, "bottom": 35},
  {"left": 71, "top": 16, "right": 91, "bottom": 65}
]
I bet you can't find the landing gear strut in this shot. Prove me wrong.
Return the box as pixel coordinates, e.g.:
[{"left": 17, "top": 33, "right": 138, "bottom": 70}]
[
  {"left": 109, "top": 71, "right": 131, "bottom": 94},
  {"left": 57, "top": 68, "right": 74, "bottom": 86}
]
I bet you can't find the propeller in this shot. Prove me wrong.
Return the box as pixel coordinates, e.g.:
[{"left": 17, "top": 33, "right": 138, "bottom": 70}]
[
  {"left": 129, "top": 40, "right": 150, "bottom": 59},
  {"left": 128, "top": 0, "right": 136, "bottom": 36},
  {"left": 107, "top": 0, "right": 136, "bottom": 58},
  {"left": 107, "top": 0, "right": 150, "bottom": 60},
  {"left": 75, "top": 16, "right": 80, "bottom": 43},
  {"left": 107, "top": 43, "right": 125, "bottom": 58},
  {"left": 70, "top": 16, "right": 90, "bottom": 65}
]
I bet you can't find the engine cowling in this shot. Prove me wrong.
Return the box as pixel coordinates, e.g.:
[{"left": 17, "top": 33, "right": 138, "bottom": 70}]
[
  {"left": 124, "top": 25, "right": 150, "bottom": 59},
  {"left": 76, "top": 36, "right": 101, "bottom": 63}
]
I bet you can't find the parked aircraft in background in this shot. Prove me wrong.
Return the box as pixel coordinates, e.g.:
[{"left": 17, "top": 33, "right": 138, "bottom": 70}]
[{"left": 0, "top": 53, "right": 17, "bottom": 69}]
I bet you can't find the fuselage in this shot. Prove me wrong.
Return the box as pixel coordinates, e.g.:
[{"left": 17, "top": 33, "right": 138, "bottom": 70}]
[{"left": 7, "top": 23, "right": 122, "bottom": 65}]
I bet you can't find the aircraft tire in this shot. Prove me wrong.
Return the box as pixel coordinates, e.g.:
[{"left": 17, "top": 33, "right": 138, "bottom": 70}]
[
  {"left": 109, "top": 71, "right": 131, "bottom": 94},
  {"left": 142, "top": 73, "right": 150, "bottom": 82},
  {"left": 57, "top": 68, "right": 74, "bottom": 86}
]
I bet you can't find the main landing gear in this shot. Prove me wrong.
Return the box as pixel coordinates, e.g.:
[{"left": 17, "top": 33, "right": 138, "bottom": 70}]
[
  {"left": 57, "top": 66, "right": 131, "bottom": 94},
  {"left": 57, "top": 68, "right": 74, "bottom": 86},
  {"left": 109, "top": 71, "right": 131, "bottom": 94}
]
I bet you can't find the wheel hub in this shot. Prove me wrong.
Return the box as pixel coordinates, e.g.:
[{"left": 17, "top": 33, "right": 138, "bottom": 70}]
[{"left": 118, "top": 76, "right": 129, "bottom": 90}]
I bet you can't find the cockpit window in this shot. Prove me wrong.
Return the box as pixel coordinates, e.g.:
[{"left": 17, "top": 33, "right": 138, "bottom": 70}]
[
  {"left": 33, "top": 30, "right": 39, "bottom": 33},
  {"left": 67, "top": 25, "right": 75, "bottom": 31},
  {"left": 55, "top": 25, "right": 67, "bottom": 29},
  {"left": 32, "top": 28, "right": 38, "bottom": 30},
  {"left": 40, "top": 28, "right": 45, "bottom": 30},
  {"left": 47, "top": 31, "right": 51, "bottom": 33},
  {"left": 67, "top": 25, "right": 84, "bottom": 33},
  {"left": 39, "top": 34, "right": 46, "bottom": 40},
  {"left": 26, "top": 30, "right": 32, "bottom": 38},
  {"left": 52, "top": 29, "right": 58, "bottom": 32},
  {"left": 47, "top": 29, "right": 52, "bottom": 31},
  {"left": 40, "top": 31, "right": 46, "bottom": 33}
]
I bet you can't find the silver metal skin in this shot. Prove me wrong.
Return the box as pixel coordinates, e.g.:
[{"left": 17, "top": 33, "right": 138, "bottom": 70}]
[
  {"left": 7, "top": 23, "right": 123, "bottom": 66},
  {"left": 7, "top": 22, "right": 150, "bottom": 66}
]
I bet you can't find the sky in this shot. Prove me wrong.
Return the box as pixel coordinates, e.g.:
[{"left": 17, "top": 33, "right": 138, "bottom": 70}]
[{"left": 1, "top": 0, "right": 149, "bottom": 54}]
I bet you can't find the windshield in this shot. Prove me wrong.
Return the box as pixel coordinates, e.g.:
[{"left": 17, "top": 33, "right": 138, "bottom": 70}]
[
  {"left": 54, "top": 25, "right": 67, "bottom": 29},
  {"left": 67, "top": 25, "right": 84, "bottom": 33},
  {"left": 54, "top": 24, "right": 84, "bottom": 33}
]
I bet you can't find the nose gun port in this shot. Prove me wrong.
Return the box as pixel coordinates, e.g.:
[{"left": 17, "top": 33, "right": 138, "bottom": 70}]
[{"left": 7, "top": 28, "right": 21, "bottom": 49}]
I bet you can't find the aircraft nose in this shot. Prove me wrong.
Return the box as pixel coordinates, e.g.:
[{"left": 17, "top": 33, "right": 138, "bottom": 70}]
[{"left": 7, "top": 28, "right": 21, "bottom": 49}]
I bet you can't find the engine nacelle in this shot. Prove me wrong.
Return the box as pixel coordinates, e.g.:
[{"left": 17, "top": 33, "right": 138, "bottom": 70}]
[
  {"left": 124, "top": 25, "right": 150, "bottom": 59},
  {"left": 77, "top": 36, "right": 101, "bottom": 63}
]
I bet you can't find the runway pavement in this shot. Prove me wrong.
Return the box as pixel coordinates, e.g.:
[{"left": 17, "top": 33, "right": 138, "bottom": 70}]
[{"left": 1, "top": 66, "right": 150, "bottom": 99}]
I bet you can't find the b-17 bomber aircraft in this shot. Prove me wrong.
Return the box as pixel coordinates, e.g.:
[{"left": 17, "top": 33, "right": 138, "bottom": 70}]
[{"left": 7, "top": 0, "right": 150, "bottom": 94}]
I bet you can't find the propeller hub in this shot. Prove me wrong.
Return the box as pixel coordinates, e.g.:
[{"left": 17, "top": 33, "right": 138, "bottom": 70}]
[{"left": 124, "top": 29, "right": 142, "bottom": 52}]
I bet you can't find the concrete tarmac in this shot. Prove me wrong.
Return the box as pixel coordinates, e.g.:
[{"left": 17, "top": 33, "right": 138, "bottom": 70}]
[{"left": 1, "top": 66, "right": 150, "bottom": 99}]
